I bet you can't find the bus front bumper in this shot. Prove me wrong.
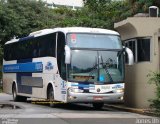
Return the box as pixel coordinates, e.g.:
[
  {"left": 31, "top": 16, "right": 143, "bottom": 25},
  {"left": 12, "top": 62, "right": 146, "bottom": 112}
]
[{"left": 67, "top": 92, "right": 124, "bottom": 103}]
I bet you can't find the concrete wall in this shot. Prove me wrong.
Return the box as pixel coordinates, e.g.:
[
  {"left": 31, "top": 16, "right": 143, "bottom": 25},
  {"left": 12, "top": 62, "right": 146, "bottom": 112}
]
[{"left": 114, "top": 17, "right": 160, "bottom": 108}]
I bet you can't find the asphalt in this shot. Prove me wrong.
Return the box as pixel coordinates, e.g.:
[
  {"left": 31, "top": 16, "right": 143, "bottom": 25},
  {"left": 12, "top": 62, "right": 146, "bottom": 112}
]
[{"left": 0, "top": 93, "right": 160, "bottom": 124}]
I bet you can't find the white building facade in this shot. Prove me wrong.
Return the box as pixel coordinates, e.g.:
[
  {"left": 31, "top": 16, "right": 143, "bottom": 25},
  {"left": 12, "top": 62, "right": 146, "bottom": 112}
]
[{"left": 41, "top": 0, "right": 84, "bottom": 9}]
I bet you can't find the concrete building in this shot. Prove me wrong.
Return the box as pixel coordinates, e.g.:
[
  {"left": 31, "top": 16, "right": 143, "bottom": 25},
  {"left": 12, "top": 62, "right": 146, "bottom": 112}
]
[
  {"left": 114, "top": 16, "right": 160, "bottom": 108},
  {"left": 41, "top": 0, "right": 84, "bottom": 9}
]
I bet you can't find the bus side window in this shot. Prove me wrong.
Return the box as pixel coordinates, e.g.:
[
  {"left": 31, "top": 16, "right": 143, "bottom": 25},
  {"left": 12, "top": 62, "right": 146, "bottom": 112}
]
[{"left": 48, "top": 33, "right": 56, "bottom": 57}]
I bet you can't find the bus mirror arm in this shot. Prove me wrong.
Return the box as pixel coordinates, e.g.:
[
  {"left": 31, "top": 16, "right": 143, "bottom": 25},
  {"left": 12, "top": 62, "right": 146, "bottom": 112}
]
[
  {"left": 65, "top": 45, "right": 71, "bottom": 64},
  {"left": 124, "top": 46, "right": 134, "bottom": 65}
]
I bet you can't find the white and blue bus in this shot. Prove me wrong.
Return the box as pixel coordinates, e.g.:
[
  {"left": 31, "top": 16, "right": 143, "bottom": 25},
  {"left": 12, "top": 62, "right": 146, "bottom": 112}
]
[{"left": 3, "top": 27, "right": 133, "bottom": 109}]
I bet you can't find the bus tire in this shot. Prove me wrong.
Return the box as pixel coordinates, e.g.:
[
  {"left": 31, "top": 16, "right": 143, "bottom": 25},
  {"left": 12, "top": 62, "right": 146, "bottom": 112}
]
[
  {"left": 47, "top": 86, "right": 55, "bottom": 107},
  {"left": 12, "top": 83, "right": 27, "bottom": 102},
  {"left": 92, "top": 102, "right": 104, "bottom": 110}
]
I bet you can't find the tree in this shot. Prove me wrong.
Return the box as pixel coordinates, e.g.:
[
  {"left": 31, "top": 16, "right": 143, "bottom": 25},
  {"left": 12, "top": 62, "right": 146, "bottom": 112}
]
[
  {"left": 0, "top": 0, "right": 57, "bottom": 45},
  {"left": 82, "top": 0, "right": 132, "bottom": 29},
  {"left": 127, "top": 0, "right": 157, "bottom": 14}
]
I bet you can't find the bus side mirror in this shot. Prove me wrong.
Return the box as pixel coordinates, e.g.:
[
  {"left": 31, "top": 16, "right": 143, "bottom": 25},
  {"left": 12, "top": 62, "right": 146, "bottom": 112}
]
[
  {"left": 65, "top": 45, "right": 71, "bottom": 64},
  {"left": 125, "top": 47, "right": 134, "bottom": 65}
]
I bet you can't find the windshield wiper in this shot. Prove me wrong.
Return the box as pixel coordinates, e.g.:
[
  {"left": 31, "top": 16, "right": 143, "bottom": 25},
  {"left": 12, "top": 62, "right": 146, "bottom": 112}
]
[
  {"left": 85, "top": 56, "right": 114, "bottom": 83},
  {"left": 85, "top": 60, "right": 98, "bottom": 82},
  {"left": 100, "top": 56, "right": 114, "bottom": 83}
]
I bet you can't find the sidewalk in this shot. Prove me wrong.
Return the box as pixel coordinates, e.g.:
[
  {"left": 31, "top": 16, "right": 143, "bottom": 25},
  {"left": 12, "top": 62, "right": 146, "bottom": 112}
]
[{"left": 104, "top": 103, "right": 159, "bottom": 117}]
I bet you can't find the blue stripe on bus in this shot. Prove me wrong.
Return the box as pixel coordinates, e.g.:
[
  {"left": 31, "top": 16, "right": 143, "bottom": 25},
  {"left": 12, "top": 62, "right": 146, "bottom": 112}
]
[
  {"left": 69, "top": 81, "right": 94, "bottom": 85},
  {"left": 3, "top": 62, "right": 43, "bottom": 73},
  {"left": 19, "top": 36, "right": 34, "bottom": 42},
  {"left": 71, "top": 84, "right": 95, "bottom": 88},
  {"left": 71, "top": 82, "right": 95, "bottom": 93}
]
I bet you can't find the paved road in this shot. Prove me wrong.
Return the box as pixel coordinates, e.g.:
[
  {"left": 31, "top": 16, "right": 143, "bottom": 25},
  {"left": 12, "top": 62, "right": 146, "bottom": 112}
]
[{"left": 0, "top": 93, "right": 159, "bottom": 124}]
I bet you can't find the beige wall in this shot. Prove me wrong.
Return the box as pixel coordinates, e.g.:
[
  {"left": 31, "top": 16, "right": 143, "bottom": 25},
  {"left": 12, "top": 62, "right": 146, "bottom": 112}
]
[
  {"left": 115, "top": 18, "right": 160, "bottom": 40},
  {"left": 114, "top": 17, "right": 160, "bottom": 108}
]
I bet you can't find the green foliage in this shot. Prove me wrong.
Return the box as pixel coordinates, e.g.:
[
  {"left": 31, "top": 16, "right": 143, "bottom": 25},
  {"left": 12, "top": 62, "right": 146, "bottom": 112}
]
[
  {"left": 0, "top": 0, "right": 57, "bottom": 45},
  {"left": 0, "top": 86, "right": 2, "bottom": 93},
  {"left": 147, "top": 72, "right": 160, "bottom": 114},
  {"left": 0, "top": 45, "right": 3, "bottom": 79},
  {"left": 127, "top": 0, "right": 160, "bottom": 14},
  {"left": 0, "top": 45, "right": 3, "bottom": 64}
]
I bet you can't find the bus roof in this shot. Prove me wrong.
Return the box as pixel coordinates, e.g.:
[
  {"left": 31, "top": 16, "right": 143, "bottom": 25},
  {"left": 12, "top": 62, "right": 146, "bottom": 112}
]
[{"left": 5, "top": 27, "right": 120, "bottom": 45}]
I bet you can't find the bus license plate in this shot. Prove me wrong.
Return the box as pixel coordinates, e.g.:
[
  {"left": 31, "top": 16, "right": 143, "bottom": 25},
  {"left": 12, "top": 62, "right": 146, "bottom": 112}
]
[{"left": 93, "top": 96, "right": 103, "bottom": 101}]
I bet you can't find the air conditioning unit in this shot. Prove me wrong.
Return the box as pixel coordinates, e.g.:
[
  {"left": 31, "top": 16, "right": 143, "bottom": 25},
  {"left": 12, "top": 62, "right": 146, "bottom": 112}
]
[{"left": 149, "top": 6, "right": 159, "bottom": 17}]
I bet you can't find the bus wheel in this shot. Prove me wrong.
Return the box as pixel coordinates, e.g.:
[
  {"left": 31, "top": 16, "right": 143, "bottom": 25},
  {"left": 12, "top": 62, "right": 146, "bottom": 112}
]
[
  {"left": 12, "top": 84, "right": 27, "bottom": 102},
  {"left": 48, "top": 87, "right": 55, "bottom": 107},
  {"left": 92, "top": 102, "right": 104, "bottom": 110}
]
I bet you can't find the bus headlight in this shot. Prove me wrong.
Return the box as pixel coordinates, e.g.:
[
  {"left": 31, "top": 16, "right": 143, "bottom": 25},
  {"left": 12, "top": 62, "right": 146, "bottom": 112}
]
[
  {"left": 68, "top": 87, "right": 83, "bottom": 93},
  {"left": 114, "top": 89, "right": 124, "bottom": 93}
]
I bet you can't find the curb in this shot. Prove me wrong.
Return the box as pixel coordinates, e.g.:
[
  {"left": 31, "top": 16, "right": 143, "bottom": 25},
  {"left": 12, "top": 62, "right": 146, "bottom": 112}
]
[{"left": 104, "top": 104, "right": 158, "bottom": 117}]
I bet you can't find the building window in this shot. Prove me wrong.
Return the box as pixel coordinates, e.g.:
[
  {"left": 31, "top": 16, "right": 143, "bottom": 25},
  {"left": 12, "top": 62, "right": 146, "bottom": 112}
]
[
  {"left": 125, "top": 38, "right": 150, "bottom": 64},
  {"left": 125, "top": 39, "right": 136, "bottom": 62},
  {"left": 137, "top": 38, "right": 150, "bottom": 62}
]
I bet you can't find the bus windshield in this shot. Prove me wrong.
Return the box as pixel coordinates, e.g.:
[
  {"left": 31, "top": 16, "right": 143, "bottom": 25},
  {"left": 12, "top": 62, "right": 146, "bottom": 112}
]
[
  {"left": 67, "top": 33, "right": 122, "bottom": 49},
  {"left": 67, "top": 50, "right": 124, "bottom": 84}
]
